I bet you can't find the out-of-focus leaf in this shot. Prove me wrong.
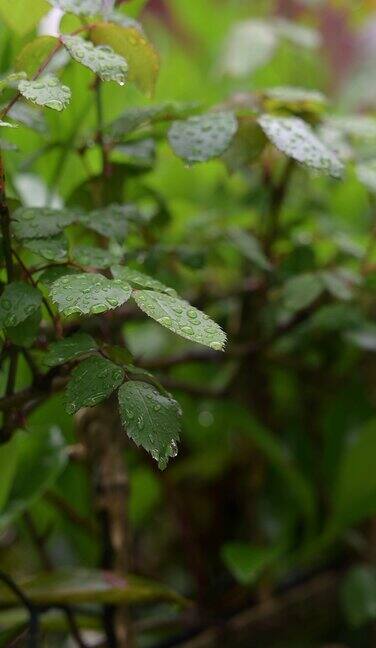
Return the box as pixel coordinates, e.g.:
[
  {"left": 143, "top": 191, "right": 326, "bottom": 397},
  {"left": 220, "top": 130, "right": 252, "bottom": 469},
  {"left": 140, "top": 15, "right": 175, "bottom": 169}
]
[
  {"left": 48, "top": 0, "right": 107, "bottom": 14},
  {"left": 50, "top": 273, "right": 132, "bottom": 317},
  {"left": 12, "top": 206, "right": 74, "bottom": 239},
  {"left": 72, "top": 245, "right": 121, "bottom": 269},
  {"left": 90, "top": 22, "right": 159, "bottom": 96},
  {"left": 78, "top": 204, "right": 137, "bottom": 241},
  {"left": 18, "top": 75, "right": 71, "bottom": 112},
  {"left": 15, "top": 36, "right": 59, "bottom": 79},
  {"left": 341, "top": 566, "right": 376, "bottom": 627},
  {"left": 332, "top": 419, "right": 376, "bottom": 528},
  {"left": 0, "top": 436, "right": 19, "bottom": 512},
  {"left": 7, "top": 102, "right": 46, "bottom": 133},
  {"left": 112, "top": 265, "right": 176, "bottom": 296},
  {"left": 220, "top": 20, "right": 277, "bottom": 77},
  {"left": 222, "top": 117, "right": 266, "bottom": 172},
  {"left": 0, "top": 0, "right": 49, "bottom": 36},
  {"left": 274, "top": 18, "right": 321, "bottom": 49},
  {"left": 228, "top": 227, "right": 272, "bottom": 271},
  {"left": 261, "top": 86, "right": 327, "bottom": 114},
  {"left": 320, "top": 270, "right": 353, "bottom": 301},
  {"left": 222, "top": 543, "right": 280, "bottom": 585},
  {"left": 21, "top": 233, "right": 69, "bottom": 262},
  {"left": 168, "top": 112, "right": 238, "bottom": 164},
  {"left": 6, "top": 309, "right": 41, "bottom": 348},
  {"left": 65, "top": 356, "right": 124, "bottom": 414},
  {"left": 129, "top": 467, "right": 162, "bottom": 527},
  {"left": 345, "top": 324, "right": 376, "bottom": 351},
  {"left": 0, "top": 282, "right": 42, "bottom": 328},
  {"left": 61, "top": 34, "right": 128, "bottom": 85},
  {"left": 118, "top": 380, "right": 181, "bottom": 469},
  {"left": 105, "top": 101, "right": 199, "bottom": 138},
  {"left": 0, "top": 568, "right": 186, "bottom": 606},
  {"left": 0, "top": 427, "right": 68, "bottom": 530},
  {"left": 356, "top": 160, "right": 376, "bottom": 194},
  {"left": 326, "top": 116, "right": 376, "bottom": 140},
  {"left": 134, "top": 290, "right": 226, "bottom": 350},
  {"left": 282, "top": 273, "right": 323, "bottom": 313},
  {"left": 45, "top": 332, "right": 98, "bottom": 366},
  {"left": 258, "top": 115, "right": 344, "bottom": 177}
]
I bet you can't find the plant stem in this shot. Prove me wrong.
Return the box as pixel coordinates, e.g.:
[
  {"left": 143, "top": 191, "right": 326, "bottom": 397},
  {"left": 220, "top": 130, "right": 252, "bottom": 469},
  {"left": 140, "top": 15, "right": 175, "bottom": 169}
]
[{"left": 0, "top": 154, "right": 14, "bottom": 282}]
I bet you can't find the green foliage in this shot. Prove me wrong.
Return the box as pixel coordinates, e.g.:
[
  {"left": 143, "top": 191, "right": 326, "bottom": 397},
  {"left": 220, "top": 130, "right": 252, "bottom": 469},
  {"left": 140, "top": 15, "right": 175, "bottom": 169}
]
[
  {"left": 18, "top": 76, "right": 71, "bottom": 112},
  {"left": 45, "top": 332, "right": 98, "bottom": 366},
  {"left": 0, "top": 282, "right": 42, "bottom": 328},
  {"left": 65, "top": 356, "right": 124, "bottom": 413},
  {"left": 50, "top": 273, "right": 132, "bottom": 316},
  {"left": 168, "top": 112, "right": 238, "bottom": 164},
  {"left": 61, "top": 35, "right": 128, "bottom": 85}
]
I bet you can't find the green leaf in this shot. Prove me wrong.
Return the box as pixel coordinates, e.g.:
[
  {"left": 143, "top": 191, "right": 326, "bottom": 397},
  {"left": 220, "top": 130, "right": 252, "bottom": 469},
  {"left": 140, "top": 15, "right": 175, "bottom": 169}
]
[
  {"left": 258, "top": 115, "right": 344, "bottom": 178},
  {"left": 0, "top": 567, "right": 186, "bottom": 607},
  {"left": 320, "top": 269, "right": 353, "bottom": 301},
  {"left": 120, "top": 0, "right": 148, "bottom": 18},
  {"left": 78, "top": 204, "right": 137, "bottom": 241},
  {"left": 61, "top": 34, "right": 128, "bottom": 85},
  {"left": 261, "top": 86, "right": 327, "bottom": 113},
  {"left": 273, "top": 18, "right": 321, "bottom": 49},
  {"left": 48, "top": 0, "right": 106, "bottom": 14},
  {"left": 90, "top": 22, "right": 159, "bottom": 96},
  {"left": 222, "top": 543, "right": 280, "bottom": 586},
  {"left": 222, "top": 117, "right": 266, "bottom": 172},
  {"left": 7, "top": 102, "right": 46, "bottom": 133},
  {"left": 15, "top": 36, "right": 59, "bottom": 79},
  {"left": 18, "top": 75, "right": 71, "bottom": 112},
  {"left": 168, "top": 112, "right": 238, "bottom": 164},
  {"left": 21, "top": 233, "right": 69, "bottom": 262},
  {"left": 345, "top": 324, "right": 376, "bottom": 351},
  {"left": 72, "top": 245, "right": 120, "bottom": 269},
  {"left": 0, "top": 427, "right": 68, "bottom": 530},
  {"left": 65, "top": 356, "right": 124, "bottom": 414},
  {"left": 228, "top": 228, "right": 272, "bottom": 271},
  {"left": 133, "top": 290, "right": 226, "bottom": 350},
  {"left": 341, "top": 566, "right": 376, "bottom": 627},
  {"left": 38, "top": 265, "right": 79, "bottom": 288},
  {"left": 220, "top": 20, "right": 277, "bottom": 77},
  {"left": 12, "top": 207, "right": 74, "bottom": 239},
  {"left": 118, "top": 380, "right": 181, "bottom": 469},
  {"left": 45, "top": 332, "right": 98, "bottom": 366},
  {"left": 50, "top": 273, "right": 132, "bottom": 317},
  {"left": 0, "top": 0, "right": 50, "bottom": 36},
  {"left": 356, "top": 160, "right": 376, "bottom": 195},
  {"left": 0, "top": 436, "right": 19, "bottom": 512},
  {"left": 282, "top": 273, "right": 323, "bottom": 312},
  {"left": 6, "top": 309, "right": 41, "bottom": 348},
  {"left": 105, "top": 101, "right": 199, "bottom": 138},
  {"left": 326, "top": 116, "right": 376, "bottom": 140},
  {"left": 112, "top": 265, "right": 176, "bottom": 296},
  {"left": 0, "top": 282, "right": 42, "bottom": 328},
  {"left": 332, "top": 419, "right": 376, "bottom": 528}
]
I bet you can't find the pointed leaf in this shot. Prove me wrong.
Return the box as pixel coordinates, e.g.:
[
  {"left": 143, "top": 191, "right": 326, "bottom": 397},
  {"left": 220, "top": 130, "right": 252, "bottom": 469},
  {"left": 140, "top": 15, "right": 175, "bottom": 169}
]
[
  {"left": 282, "top": 273, "right": 323, "bottom": 313},
  {"left": 0, "top": 282, "right": 42, "bottom": 328},
  {"left": 61, "top": 35, "right": 127, "bottom": 85},
  {"left": 65, "top": 356, "right": 124, "bottom": 414},
  {"left": 118, "top": 380, "right": 181, "bottom": 469},
  {"left": 90, "top": 22, "right": 159, "bottom": 96},
  {"left": 258, "top": 115, "right": 344, "bottom": 178},
  {"left": 228, "top": 228, "right": 272, "bottom": 271},
  {"left": 50, "top": 273, "right": 132, "bottom": 317},
  {"left": 112, "top": 265, "right": 176, "bottom": 296},
  {"left": 15, "top": 36, "right": 59, "bottom": 79},
  {"left": 133, "top": 290, "right": 226, "bottom": 350},
  {"left": 0, "top": 568, "right": 186, "bottom": 607},
  {"left": 222, "top": 542, "right": 280, "bottom": 586},
  {"left": 168, "top": 112, "right": 238, "bottom": 164},
  {"left": 18, "top": 75, "right": 71, "bottom": 112},
  {"left": 45, "top": 332, "right": 98, "bottom": 366}
]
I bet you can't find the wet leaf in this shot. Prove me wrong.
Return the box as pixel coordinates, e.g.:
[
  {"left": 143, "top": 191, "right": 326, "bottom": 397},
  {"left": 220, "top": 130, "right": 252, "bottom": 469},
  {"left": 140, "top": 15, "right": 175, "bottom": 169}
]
[
  {"left": 72, "top": 245, "right": 121, "bottom": 269},
  {"left": 118, "top": 380, "right": 181, "bottom": 469},
  {"left": 12, "top": 207, "right": 75, "bottom": 239},
  {"left": 18, "top": 75, "right": 71, "bottom": 112},
  {"left": 61, "top": 35, "right": 127, "bottom": 85},
  {"left": 45, "top": 332, "right": 98, "bottom": 366},
  {"left": 78, "top": 203, "right": 138, "bottom": 242},
  {"left": 90, "top": 22, "right": 159, "bottom": 96},
  {"left": 65, "top": 355, "right": 124, "bottom": 414},
  {"left": 168, "top": 112, "right": 238, "bottom": 164},
  {"left": 258, "top": 115, "right": 344, "bottom": 178},
  {"left": 50, "top": 273, "right": 132, "bottom": 317},
  {"left": 21, "top": 233, "right": 69, "bottom": 262},
  {"left": 133, "top": 290, "right": 226, "bottom": 350},
  {"left": 0, "top": 282, "right": 42, "bottom": 328},
  {"left": 7, "top": 309, "right": 41, "bottom": 348},
  {"left": 261, "top": 86, "right": 327, "bottom": 113},
  {"left": 112, "top": 265, "right": 176, "bottom": 296}
]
